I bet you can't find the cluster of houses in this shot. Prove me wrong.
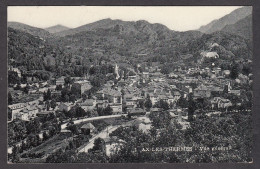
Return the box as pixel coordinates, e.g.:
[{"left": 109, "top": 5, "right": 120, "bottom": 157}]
[
  {"left": 8, "top": 96, "right": 58, "bottom": 122},
  {"left": 8, "top": 61, "right": 243, "bottom": 124}
]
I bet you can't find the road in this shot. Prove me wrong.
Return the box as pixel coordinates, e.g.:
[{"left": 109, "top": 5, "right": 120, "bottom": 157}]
[{"left": 61, "top": 114, "right": 127, "bottom": 130}]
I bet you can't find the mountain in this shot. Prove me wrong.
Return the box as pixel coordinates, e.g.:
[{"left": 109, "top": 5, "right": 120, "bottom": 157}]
[
  {"left": 221, "top": 14, "right": 252, "bottom": 40},
  {"left": 198, "top": 20, "right": 218, "bottom": 33},
  {"left": 187, "top": 31, "right": 252, "bottom": 59},
  {"left": 8, "top": 18, "right": 252, "bottom": 76},
  {"left": 45, "top": 24, "right": 70, "bottom": 34},
  {"left": 198, "top": 6, "right": 252, "bottom": 34},
  {"left": 55, "top": 18, "right": 122, "bottom": 37},
  {"left": 8, "top": 22, "right": 53, "bottom": 39},
  {"left": 55, "top": 18, "right": 175, "bottom": 37},
  {"left": 56, "top": 19, "right": 204, "bottom": 60}
]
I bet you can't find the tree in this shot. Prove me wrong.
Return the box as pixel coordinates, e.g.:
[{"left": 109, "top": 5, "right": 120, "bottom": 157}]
[
  {"left": 8, "top": 92, "right": 13, "bottom": 105},
  {"left": 61, "top": 88, "right": 70, "bottom": 102},
  {"left": 43, "top": 91, "right": 47, "bottom": 101},
  {"left": 69, "top": 94, "right": 76, "bottom": 103},
  {"left": 150, "top": 127, "right": 157, "bottom": 140},
  {"left": 50, "top": 99, "right": 56, "bottom": 110},
  {"left": 43, "top": 89, "right": 52, "bottom": 101},
  {"left": 46, "top": 101, "right": 51, "bottom": 111},
  {"left": 67, "top": 125, "right": 79, "bottom": 135},
  {"left": 161, "top": 66, "right": 170, "bottom": 74},
  {"left": 56, "top": 84, "right": 62, "bottom": 91},
  {"left": 137, "top": 100, "right": 144, "bottom": 109},
  {"left": 230, "top": 63, "right": 239, "bottom": 79},
  {"left": 8, "top": 71, "right": 20, "bottom": 84},
  {"left": 76, "top": 107, "right": 86, "bottom": 117},
  {"left": 68, "top": 107, "right": 76, "bottom": 119},
  {"left": 90, "top": 137, "right": 105, "bottom": 152},
  {"left": 144, "top": 98, "right": 152, "bottom": 110},
  {"left": 155, "top": 99, "right": 169, "bottom": 110},
  {"left": 23, "top": 84, "right": 30, "bottom": 94},
  {"left": 104, "top": 105, "right": 113, "bottom": 115},
  {"left": 64, "top": 76, "right": 73, "bottom": 86},
  {"left": 188, "top": 94, "right": 196, "bottom": 122},
  {"left": 43, "top": 131, "right": 48, "bottom": 141},
  {"left": 177, "top": 95, "right": 188, "bottom": 108},
  {"left": 11, "top": 145, "right": 20, "bottom": 163},
  {"left": 47, "top": 89, "right": 52, "bottom": 100}
]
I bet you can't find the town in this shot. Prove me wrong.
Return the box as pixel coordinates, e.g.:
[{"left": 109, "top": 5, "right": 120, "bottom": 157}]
[{"left": 8, "top": 54, "right": 252, "bottom": 162}]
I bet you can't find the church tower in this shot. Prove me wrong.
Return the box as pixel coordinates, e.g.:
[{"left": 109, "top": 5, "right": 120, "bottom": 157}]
[{"left": 115, "top": 64, "right": 120, "bottom": 79}]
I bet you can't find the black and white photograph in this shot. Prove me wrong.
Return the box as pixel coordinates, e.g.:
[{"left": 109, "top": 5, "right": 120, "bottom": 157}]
[{"left": 7, "top": 6, "right": 253, "bottom": 163}]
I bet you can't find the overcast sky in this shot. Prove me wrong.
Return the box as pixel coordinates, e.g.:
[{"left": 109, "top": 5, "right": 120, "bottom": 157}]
[{"left": 8, "top": 6, "right": 243, "bottom": 31}]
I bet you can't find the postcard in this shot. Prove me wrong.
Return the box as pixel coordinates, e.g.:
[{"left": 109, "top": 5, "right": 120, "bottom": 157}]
[{"left": 7, "top": 6, "right": 253, "bottom": 163}]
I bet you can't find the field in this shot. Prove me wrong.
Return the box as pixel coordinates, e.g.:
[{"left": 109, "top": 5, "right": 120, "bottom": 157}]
[{"left": 20, "top": 133, "right": 73, "bottom": 162}]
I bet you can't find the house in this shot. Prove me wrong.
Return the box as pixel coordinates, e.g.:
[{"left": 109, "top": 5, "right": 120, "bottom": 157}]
[
  {"left": 133, "top": 117, "right": 152, "bottom": 133},
  {"left": 218, "top": 99, "right": 232, "bottom": 109},
  {"left": 211, "top": 97, "right": 232, "bottom": 109},
  {"left": 183, "top": 86, "right": 193, "bottom": 94},
  {"left": 28, "top": 89, "right": 37, "bottom": 94},
  {"left": 105, "top": 80, "right": 115, "bottom": 87},
  {"left": 38, "top": 87, "right": 49, "bottom": 93},
  {"left": 8, "top": 103, "right": 27, "bottom": 121},
  {"left": 9, "top": 66, "right": 22, "bottom": 77},
  {"left": 109, "top": 103, "right": 122, "bottom": 113},
  {"left": 129, "top": 108, "right": 146, "bottom": 116},
  {"left": 96, "top": 100, "right": 109, "bottom": 109},
  {"left": 210, "top": 97, "right": 222, "bottom": 109},
  {"left": 79, "top": 99, "right": 96, "bottom": 112},
  {"left": 193, "top": 85, "right": 211, "bottom": 98},
  {"left": 15, "top": 112, "right": 29, "bottom": 121},
  {"left": 223, "top": 70, "right": 231, "bottom": 77},
  {"left": 168, "top": 73, "right": 178, "bottom": 78},
  {"left": 229, "top": 89, "right": 241, "bottom": 96},
  {"left": 213, "top": 67, "right": 221, "bottom": 75},
  {"left": 56, "top": 76, "right": 66, "bottom": 86},
  {"left": 81, "top": 123, "right": 95, "bottom": 135},
  {"left": 124, "top": 94, "right": 136, "bottom": 109},
  {"left": 104, "top": 136, "right": 125, "bottom": 156},
  {"left": 20, "top": 106, "right": 38, "bottom": 119},
  {"left": 142, "top": 72, "right": 149, "bottom": 79},
  {"left": 150, "top": 108, "right": 163, "bottom": 113},
  {"left": 59, "top": 102, "right": 73, "bottom": 112},
  {"left": 201, "top": 51, "right": 219, "bottom": 58},
  {"left": 172, "top": 91, "right": 181, "bottom": 102},
  {"left": 96, "top": 88, "right": 122, "bottom": 104},
  {"left": 149, "top": 93, "right": 159, "bottom": 105},
  {"left": 37, "top": 111, "right": 55, "bottom": 118},
  {"left": 72, "top": 80, "right": 92, "bottom": 95}
]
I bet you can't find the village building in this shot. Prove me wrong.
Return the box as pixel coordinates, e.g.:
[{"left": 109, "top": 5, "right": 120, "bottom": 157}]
[
  {"left": 72, "top": 80, "right": 92, "bottom": 95},
  {"left": 8, "top": 66, "right": 22, "bottom": 77},
  {"left": 218, "top": 98, "right": 232, "bottom": 109},
  {"left": 104, "top": 136, "right": 125, "bottom": 156},
  {"left": 8, "top": 103, "right": 27, "bottom": 121},
  {"left": 128, "top": 108, "right": 146, "bottom": 116},
  {"left": 193, "top": 85, "right": 211, "bottom": 98},
  {"left": 55, "top": 76, "right": 66, "bottom": 86},
  {"left": 109, "top": 103, "right": 123, "bottom": 113},
  {"left": 36, "top": 110, "right": 56, "bottom": 118},
  {"left": 59, "top": 102, "right": 73, "bottom": 112},
  {"left": 96, "top": 100, "right": 109, "bottom": 109},
  {"left": 133, "top": 116, "right": 152, "bottom": 133},
  {"left": 79, "top": 99, "right": 96, "bottom": 112},
  {"left": 96, "top": 87, "right": 122, "bottom": 104},
  {"left": 80, "top": 123, "right": 95, "bottom": 135},
  {"left": 211, "top": 97, "right": 233, "bottom": 109}
]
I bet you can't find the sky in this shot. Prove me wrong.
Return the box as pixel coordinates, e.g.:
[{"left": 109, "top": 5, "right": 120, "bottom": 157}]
[{"left": 8, "top": 6, "right": 243, "bottom": 31}]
